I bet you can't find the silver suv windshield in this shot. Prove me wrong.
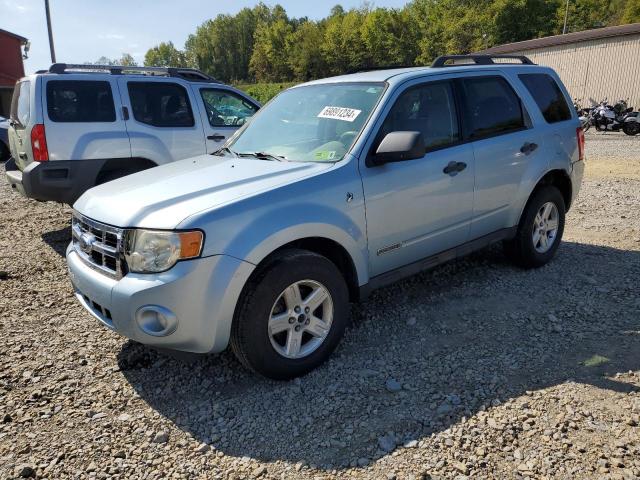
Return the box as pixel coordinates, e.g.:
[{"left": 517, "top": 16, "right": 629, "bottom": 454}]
[{"left": 226, "top": 82, "right": 385, "bottom": 162}]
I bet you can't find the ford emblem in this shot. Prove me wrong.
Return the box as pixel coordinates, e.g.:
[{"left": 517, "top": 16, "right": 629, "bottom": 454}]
[{"left": 79, "top": 232, "right": 96, "bottom": 254}]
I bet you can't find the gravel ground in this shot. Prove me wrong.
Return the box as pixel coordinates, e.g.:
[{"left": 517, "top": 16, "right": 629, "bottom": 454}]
[{"left": 1, "top": 131, "right": 639, "bottom": 480}]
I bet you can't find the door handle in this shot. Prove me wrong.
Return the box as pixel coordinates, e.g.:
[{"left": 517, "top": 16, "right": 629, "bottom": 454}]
[
  {"left": 122, "top": 106, "right": 129, "bottom": 121},
  {"left": 520, "top": 142, "right": 538, "bottom": 155},
  {"left": 443, "top": 161, "right": 467, "bottom": 176},
  {"left": 207, "top": 134, "right": 225, "bottom": 142},
  {"left": 18, "top": 152, "right": 28, "bottom": 159}
]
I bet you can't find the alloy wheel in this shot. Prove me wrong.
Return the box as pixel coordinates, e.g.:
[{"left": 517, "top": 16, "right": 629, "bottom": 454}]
[
  {"left": 268, "top": 280, "right": 334, "bottom": 359},
  {"left": 532, "top": 201, "right": 559, "bottom": 253}
]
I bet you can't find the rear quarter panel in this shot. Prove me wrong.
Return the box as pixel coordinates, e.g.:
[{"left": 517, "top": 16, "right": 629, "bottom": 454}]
[{"left": 502, "top": 67, "right": 580, "bottom": 225}]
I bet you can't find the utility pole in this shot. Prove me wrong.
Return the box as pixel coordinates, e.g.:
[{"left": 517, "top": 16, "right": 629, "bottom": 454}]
[
  {"left": 562, "top": 0, "right": 570, "bottom": 34},
  {"left": 44, "top": 0, "right": 56, "bottom": 63}
]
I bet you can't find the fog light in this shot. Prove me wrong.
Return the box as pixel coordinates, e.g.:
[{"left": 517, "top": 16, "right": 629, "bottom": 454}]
[{"left": 135, "top": 305, "right": 178, "bottom": 337}]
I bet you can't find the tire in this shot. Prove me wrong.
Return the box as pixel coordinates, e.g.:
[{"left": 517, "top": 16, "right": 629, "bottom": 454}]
[
  {"left": 230, "top": 249, "right": 349, "bottom": 380},
  {"left": 0, "top": 142, "right": 9, "bottom": 162},
  {"left": 623, "top": 122, "right": 640, "bottom": 136},
  {"left": 503, "top": 185, "right": 566, "bottom": 269}
]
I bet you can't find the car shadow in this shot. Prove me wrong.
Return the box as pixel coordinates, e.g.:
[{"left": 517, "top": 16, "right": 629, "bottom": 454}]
[
  {"left": 117, "top": 241, "right": 640, "bottom": 470},
  {"left": 41, "top": 225, "right": 71, "bottom": 257}
]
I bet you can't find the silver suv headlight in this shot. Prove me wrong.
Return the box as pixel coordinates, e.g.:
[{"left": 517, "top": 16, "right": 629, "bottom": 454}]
[{"left": 124, "top": 229, "right": 204, "bottom": 273}]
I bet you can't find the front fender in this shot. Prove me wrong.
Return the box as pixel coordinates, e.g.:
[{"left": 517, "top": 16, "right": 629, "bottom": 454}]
[{"left": 179, "top": 158, "right": 369, "bottom": 286}]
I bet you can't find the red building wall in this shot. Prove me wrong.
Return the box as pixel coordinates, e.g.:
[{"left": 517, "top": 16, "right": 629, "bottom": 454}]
[{"left": 0, "top": 31, "right": 26, "bottom": 88}]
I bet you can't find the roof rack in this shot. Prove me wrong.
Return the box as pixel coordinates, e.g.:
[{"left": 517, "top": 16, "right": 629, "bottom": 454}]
[
  {"left": 47, "top": 63, "right": 221, "bottom": 83},
  {"left": 431, "top": 54, "right": 535, "bottom": 68}
]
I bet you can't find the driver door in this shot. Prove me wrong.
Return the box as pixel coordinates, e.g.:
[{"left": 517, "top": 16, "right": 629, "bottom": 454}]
[
  {"left": 360, "top": 79, "right": 476, "bottom": 277},
  {"left": 194, "top": 86, "right": 259, "bottom": 153}
]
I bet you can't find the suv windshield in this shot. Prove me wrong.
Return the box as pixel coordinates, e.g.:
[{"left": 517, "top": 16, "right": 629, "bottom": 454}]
[{"left": 227, "top": 82, "right": 385, "bottom": 162}]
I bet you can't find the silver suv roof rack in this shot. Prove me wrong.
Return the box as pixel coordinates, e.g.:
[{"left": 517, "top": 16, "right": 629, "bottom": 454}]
[
  {"left": 47, "top": 63, "right": 221, "bottom": 83},
  {"left": 431, "top": 55, "right": 535, "bottom": 67}
]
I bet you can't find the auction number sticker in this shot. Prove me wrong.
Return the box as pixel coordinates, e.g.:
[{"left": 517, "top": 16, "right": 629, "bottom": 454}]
[{"left": 317, "top": 106, "right": 362, "bottom": 122}]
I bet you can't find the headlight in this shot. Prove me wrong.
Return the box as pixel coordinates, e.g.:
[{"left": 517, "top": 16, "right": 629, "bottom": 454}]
[{"left": 124, "top": 229, "right": 203, "bottom": 273}]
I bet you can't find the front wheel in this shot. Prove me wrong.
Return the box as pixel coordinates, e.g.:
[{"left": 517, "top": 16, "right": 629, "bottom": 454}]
[
  {"left": 230, "top": 249, "right": 349, "bottom": 380},
  {"left": 623, "top": 122, "right": 640, "bottom": 136},
  {"left": 503, "top": 186, "right": 566, "bottom": 269}
]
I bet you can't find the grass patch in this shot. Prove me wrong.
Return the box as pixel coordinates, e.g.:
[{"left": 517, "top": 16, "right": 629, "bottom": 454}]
[
  {"left": 234, "top": 82, "right": 299, "bottom": 104},
  {"left": 580, "top": 354, "right": 610, "bottom": 367}
]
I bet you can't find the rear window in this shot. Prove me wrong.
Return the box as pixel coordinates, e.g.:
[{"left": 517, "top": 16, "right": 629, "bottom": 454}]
[
  {"left": 128, "top": 82, "right": 194, "bottom": 127},
  {"left": 519, "top": 73, "right": 572, "bottom": 123},
  {"left": 10, "top": 80, "right": 31, "bottom": 126},
  {"left": 46, "top": 80, "right": 116, "bottom": 122},
  {"left": 461, "top": 76, "right": 526, "bottom": 139}
]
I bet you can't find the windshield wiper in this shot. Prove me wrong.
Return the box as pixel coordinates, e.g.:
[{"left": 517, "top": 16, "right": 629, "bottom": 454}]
[
  {"left": 211, "top": 146, "right": 238, "bottom": 157},
  {"left": 237, "top": 151, "right": 287, "bottom": 162}
]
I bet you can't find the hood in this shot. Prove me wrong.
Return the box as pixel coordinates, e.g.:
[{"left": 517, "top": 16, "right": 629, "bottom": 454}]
[{"left": 74, "top": 155, "right": 332, "bottom": 229}]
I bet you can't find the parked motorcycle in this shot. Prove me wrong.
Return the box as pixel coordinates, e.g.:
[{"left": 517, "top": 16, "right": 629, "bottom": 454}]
[
  {"left": 573, "top": 98, "right": 591, "bottom": 132},
  {"left": 592, "top": 99, "right": 640, "bottom": 136}
]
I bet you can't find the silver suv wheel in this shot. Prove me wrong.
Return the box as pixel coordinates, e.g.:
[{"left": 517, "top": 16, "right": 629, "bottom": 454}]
[
  {"left": 532, "top": 201, "right": 559, "bottom": 253},
  {"left": 268, "top": 280, "right": 334, "bottom": 359}
]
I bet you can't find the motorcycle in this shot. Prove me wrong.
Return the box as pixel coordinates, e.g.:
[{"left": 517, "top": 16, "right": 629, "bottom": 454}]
[
  {"left": 573, "top": 98, "right": 591, "bottom": 132},
  {"left": 592, "top": 99, "right": 640, "bottom": 136}
]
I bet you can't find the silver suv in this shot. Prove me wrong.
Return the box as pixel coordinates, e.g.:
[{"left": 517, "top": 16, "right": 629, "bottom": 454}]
[
  {"left": 4, "top": 64, "right": 260, "bottom": 204},
  {"left": 66, "top": 55, "right": 585, "bottom": 379}
]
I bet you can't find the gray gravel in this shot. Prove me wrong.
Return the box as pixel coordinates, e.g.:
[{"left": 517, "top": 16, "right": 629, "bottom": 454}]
[{"left": 1, "top": 132, "right": 639, "bottom": 479}]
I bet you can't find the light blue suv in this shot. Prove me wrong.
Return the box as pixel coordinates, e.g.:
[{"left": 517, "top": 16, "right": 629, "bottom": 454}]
[{"left": 66, "top": 55, "right": 585, "bottom": 379}]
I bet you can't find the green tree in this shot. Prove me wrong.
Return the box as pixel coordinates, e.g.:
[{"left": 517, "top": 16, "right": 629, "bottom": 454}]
[
  {"left": 410, "top": 0, "right": 493, "bottom": 63},
  {"left": 361, "top": 8, "right": 419, "bottom": 67},
  {"left": 321, "top": 7, "right": 369, "bottom": 75},
  {"left": 556, "top": 0, "right": 616, "bottom": 33},
  {"left": 88, "top": 53, "right": 138, "bottom": 66},
  {"left": 119, "top": 53, "right": 137, "bottom": 66},
  {"left": 621, "top": 0, "right": 640, "bottom": 22},
  {"left": 144, "top": 41, "right": 191, "bottom": 67},
  {"left": 490, "top": 0, "right": 559, "bottom": 44},
  {"left": 249, "top": 18, "right": 294, "bottom": 81},
  {"left": 286, "top": 21, "right": 327, "bottom": 81}
]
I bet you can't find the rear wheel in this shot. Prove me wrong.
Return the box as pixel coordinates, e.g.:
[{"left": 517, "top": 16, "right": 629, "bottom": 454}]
[
  {"left": 230, "top": 249, "right": 349, "bottom": 380},
  {"left": 623, "top": 122, "right": 640, "bottom": 136},
  {"left": 503, "top": 186, "right": 565, "bottom": 269}
]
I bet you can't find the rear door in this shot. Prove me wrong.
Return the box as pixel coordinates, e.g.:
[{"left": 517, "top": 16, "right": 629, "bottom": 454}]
[
  {"left": 459, "top": 74, "right": 544, "bottom": 239},
  {"left": 193, "top": 86, "right": 259, "bottom": 152},
  {"left": 8, "top": 79, "right": 33, "bottom": 170},
  {"left": 118, "top": 78, "right": 205, "bottom": 164},
  {"left": 41, "top": 76, "right": 131, "bottom": 161}
]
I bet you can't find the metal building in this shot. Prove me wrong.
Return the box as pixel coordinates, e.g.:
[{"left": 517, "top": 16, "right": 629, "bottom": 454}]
[{"left": 481, "top": 23, "right": 640, "bottom": 110}]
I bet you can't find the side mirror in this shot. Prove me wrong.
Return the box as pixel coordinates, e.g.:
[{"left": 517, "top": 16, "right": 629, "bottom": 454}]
[{"left": 369, "top": 131, "right": 425, "bottom": 166}]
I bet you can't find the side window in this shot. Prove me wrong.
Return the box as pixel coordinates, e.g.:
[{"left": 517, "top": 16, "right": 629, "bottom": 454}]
[
  {"left": 200, "top": 89, "right": 258, "bottom": 127},
  {"left": 380, "top": 81, "right": 460, "bottom": 151},
  {"left": 46, "top": 81, "right": 115, "bottom": 122},
  {"left": 11, "top": 80, "right": 31, "bottom": 126},
  {"left": 128, "top": 82, "right": 194, "bottom": 127},
  {"left": 519, "top": 73, "right": 572, "bottom": 123},
  {"left": 462, "top": 76, "right": 525, "bottom": 139}
]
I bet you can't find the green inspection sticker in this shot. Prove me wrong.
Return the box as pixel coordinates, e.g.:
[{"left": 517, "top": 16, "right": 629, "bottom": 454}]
[{"left": 314, "top": 151, "right": 337, "bottom": 160}]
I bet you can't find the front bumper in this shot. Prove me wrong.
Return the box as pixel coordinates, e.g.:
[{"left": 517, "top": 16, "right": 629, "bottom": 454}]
[
  {"left": 4, "top": 158, "right": 108, "bottom": 204},
  {"left": 66, "top": 243, "right": 255, "bottom": 353}
]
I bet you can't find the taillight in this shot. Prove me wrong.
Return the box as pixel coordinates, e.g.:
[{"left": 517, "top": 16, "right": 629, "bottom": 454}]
[
  {"left": 576, "top": 127, "right": 585, "bottom": 162},
  {"left": 31, "top": 124, "right": 49, "bottom": 162}
]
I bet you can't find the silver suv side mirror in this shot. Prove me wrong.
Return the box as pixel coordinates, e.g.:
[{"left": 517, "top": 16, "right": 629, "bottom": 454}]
[{"left": 369, "top": 131, "right": 426, "bottom": 166}]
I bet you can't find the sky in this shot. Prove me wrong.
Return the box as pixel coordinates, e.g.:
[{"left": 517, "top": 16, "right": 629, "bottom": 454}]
[{"left": 2, "top": 0, "right": 410, "bottom": 74}]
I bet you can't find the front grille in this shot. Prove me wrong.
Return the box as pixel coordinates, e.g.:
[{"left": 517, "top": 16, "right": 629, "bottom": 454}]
[{"left": 72, "top": 212, "right": 125, "bottom": 278}]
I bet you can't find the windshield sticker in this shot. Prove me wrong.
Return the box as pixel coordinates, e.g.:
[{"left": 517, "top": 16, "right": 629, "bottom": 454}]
[
  {"left": 317, "top": 106, "right": 362, "bottom": 122},
  {"left": 314, "top": 150, "right": 337, "bottom": 160}
]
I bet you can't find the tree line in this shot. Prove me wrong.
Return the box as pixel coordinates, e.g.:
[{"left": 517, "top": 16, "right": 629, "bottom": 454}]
[{"left": 135, "top": 0, "right": 639, "bottom": 83}]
